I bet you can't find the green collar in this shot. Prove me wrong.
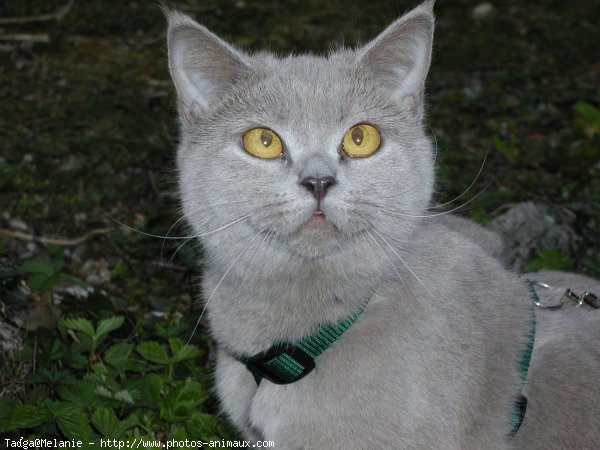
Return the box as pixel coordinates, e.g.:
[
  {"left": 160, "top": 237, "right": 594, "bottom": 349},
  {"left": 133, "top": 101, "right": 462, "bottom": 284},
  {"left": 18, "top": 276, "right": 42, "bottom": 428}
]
[{"left": 237, "top": 301, "right": 368, "bottom": 385}]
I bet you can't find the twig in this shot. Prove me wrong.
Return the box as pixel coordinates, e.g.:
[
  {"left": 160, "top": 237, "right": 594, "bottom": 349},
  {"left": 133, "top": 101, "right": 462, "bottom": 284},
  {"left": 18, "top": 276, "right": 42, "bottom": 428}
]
[
  {"left": 0, "top": 227, "right": 112, "bottom": 247},
  {"left": 0, "top": 0, "right": 74, "bottom": 25},
  {"left": 149, "top": 260, "right": 191, "bottom": 273},
  {"left": 32, "top": 338, "right": 37, "bottom": 375},
  {"left": 0, "top": 33, "right": 50, "bottom": 43}
]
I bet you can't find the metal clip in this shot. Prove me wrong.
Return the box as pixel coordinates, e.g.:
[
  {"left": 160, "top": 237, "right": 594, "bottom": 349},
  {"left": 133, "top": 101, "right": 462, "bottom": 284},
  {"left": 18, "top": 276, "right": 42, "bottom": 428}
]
[
  {"left": 565, "top": 289, "right": 584, "bottom": 306},
  {"left": 528, "top": 280, "right": 599, "bottom": 311},
  {"left": 529, "top": 281, "right": 564, "bottom": 310},
  {"left": 582, "top": 291, "right": 599, "bottom": 309},
  {"left": 565, "top": 289, "right": 599, "bottom": 309}
]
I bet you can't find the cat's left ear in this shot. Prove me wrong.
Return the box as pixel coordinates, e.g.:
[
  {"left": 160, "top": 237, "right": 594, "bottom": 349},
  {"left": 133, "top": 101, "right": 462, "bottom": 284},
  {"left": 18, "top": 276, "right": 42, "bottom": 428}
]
[{"left": 357, "top": 0, "right": 434, "bottom": 108}]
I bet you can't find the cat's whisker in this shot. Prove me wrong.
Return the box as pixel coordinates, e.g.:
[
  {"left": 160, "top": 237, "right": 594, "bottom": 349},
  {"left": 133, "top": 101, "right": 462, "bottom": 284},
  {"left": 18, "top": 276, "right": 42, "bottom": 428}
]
[
  {"left": 365, "top": 228, "right": 409, "bottom": 293},
  {"left": 356, "top": 178, "right": 491, "bottom": 220},
  {"left": 163, "top": 202, "right": 258, "bottom": 261},
  {"left": 103, "top": 208, "right": 253, "bottom": 240},
  {"left": 370, "top": 228, "right": 435, "bottom": 300},
  {"left": 393, "top": 182, "right": 492, "bottom": 219},
  {"left": 160, "top": 209, "right": 215, "bottom": 261},
  {"left": 161, "top": 214, "right": 191, "bottom": 261},
  {"left": 237, "top": 230, "right": 273, "bottom": 294},
  {"left": 168, "top": 237, "right": 194, "bottom": 263},
  {"left": 187, "top": 229, "right": 265, "bottom": 345},
  {"left": 426, "top": 121, "right": 439, "bottom": 168},
  {"left": 429, "top": 149, "right": 488, "bottom": 210}
]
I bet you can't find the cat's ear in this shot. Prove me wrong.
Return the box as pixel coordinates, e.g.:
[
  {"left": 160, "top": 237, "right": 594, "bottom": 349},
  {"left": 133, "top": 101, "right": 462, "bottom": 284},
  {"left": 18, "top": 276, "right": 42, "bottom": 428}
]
[
  {"left": 357, "top": 0, "right": 434, "bottom": 107},
  {"left": 166, "top": 10, "right": 249, "bottom": 122}
]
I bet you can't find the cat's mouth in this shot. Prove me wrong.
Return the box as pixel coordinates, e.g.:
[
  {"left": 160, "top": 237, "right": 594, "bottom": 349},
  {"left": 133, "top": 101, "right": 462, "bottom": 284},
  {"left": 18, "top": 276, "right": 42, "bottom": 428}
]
[{"left": 310, "top": 210, "right": 326, "bottom": 221}]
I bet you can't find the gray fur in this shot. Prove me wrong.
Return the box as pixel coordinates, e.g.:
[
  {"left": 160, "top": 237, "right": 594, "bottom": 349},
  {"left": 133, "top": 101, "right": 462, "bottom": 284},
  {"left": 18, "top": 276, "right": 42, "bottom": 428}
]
[{"left": 166, "top": 2, "right": 600, "bottom": 448}]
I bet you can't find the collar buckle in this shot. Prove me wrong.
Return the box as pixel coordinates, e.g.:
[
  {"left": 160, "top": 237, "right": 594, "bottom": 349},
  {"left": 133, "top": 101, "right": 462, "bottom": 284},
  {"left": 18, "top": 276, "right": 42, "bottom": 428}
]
[{"left": 245, "top": 343, "right": 315, "bottom": 385}]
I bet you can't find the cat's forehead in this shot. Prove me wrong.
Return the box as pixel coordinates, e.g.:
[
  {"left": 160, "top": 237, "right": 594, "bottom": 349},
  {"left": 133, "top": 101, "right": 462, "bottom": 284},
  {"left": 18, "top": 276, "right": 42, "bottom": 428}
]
[{"left": 238, "top": 52, "right": 387, "bottom": 127}]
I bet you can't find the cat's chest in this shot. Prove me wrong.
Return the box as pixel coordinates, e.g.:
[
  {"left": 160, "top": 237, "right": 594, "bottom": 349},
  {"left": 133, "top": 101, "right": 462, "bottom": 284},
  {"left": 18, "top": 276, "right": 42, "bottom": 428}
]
[
  {"left": 215, "top": 292, "right": 511, "bottom": 450},
  {"left": 204, "top": 259, "right": 391, "bottom": 356}
]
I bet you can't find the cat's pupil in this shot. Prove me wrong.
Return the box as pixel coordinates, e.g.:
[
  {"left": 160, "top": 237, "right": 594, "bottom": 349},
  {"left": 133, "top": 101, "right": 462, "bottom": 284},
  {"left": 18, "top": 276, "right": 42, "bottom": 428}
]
[
  {"left": 352, "top": 127, "right": 363, "bottom": 145},
  {"left": 261, "top": 130, "right": 273, "bottom": 147}
]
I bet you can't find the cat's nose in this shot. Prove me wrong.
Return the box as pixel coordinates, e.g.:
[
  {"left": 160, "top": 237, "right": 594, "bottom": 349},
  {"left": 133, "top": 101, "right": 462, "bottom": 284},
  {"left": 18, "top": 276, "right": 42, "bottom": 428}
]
[{"left": 300, "top": 176, "right": 336, "bottom": 201}]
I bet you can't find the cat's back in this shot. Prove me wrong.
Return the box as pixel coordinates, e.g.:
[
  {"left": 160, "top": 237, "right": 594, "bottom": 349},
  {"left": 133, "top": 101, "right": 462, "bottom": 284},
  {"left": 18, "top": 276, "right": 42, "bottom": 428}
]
[{"left": 512, "top": 271, "right": 600, "bottom": 449}]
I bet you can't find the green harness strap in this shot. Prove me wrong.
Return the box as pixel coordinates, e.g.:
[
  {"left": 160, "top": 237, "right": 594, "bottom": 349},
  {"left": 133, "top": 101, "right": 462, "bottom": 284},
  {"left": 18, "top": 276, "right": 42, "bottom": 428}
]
[
  {"left": 239, "top": 301, "right": 368, "bottom": 385},
  {"left": 508, "top": 281, "right": 538, "bottom": 437}
]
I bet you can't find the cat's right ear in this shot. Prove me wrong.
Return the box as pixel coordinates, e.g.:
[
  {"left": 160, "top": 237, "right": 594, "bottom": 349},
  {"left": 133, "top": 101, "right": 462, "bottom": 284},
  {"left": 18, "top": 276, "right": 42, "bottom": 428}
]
[{"left": 166, "top": 10, "right": 249, "bottom": 123}]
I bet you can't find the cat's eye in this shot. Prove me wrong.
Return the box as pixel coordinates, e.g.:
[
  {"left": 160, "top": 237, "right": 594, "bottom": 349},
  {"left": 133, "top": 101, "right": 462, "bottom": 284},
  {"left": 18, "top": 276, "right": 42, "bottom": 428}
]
[
  {"left": 242, "top": 128, "right": 283, "bottom": 159},
  {"left": 342, "top": 124, "right": 381, "bottom": 158}
]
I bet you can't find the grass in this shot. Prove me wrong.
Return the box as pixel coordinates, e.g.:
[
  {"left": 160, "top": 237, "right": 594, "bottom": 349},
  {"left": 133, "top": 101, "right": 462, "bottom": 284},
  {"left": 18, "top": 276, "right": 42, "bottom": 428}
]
[{"left": 1, "top": 0, "right": 599, "bottom": 445}]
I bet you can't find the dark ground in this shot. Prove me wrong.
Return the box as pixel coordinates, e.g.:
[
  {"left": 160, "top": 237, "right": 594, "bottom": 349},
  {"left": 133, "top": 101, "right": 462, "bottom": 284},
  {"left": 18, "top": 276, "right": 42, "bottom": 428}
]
[{"left": 0, "top": 0, "right": 599, "bottom": 442}]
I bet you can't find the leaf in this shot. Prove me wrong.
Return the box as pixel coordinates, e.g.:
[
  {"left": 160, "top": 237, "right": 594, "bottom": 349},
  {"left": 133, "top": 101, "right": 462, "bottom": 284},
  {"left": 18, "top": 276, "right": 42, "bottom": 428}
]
[
  {"left": 58, "top": 273, "right": 87, "bottom": 288},
  {"left": 574, "top": 101, "right": 600, "bottom": 137},
  {"left": 91, "top": 407, "right": 119, "bottom": 438},
  {"left": 186, "top": 412, "right": 224, "bottom": 440},
  {"left": 47, "top": 244, "right": 64, "bottom": 259},
  {"left": 136, "top": 341, "right": 170, "bottom": 365},
  {"left": 95, "top": 316, "right": 125, "bottom": 341},
  {"left": 58, "top": 379, "right": 115, "bottom": 408},
  {"left": 59, "top": 317, "right": 95, "bottom": 337},
  {"left": 26, "top": 272, "right": 53, "bottom": 292},
  {"left": 8, "top": 404, "right": 52, "bottom": 430},
  {"left": 0, "top": 264, "right": 20, "bottom": 280},
  {"left": 113, "top": 390, "right": 135, "bottom": 404},
  {"left": 30, "top": 368, "right": 73, "bottom": 387},
  {"left": 115, "top": 412, "right": 140, "bottom": 436},
  {"left": 53, "top": 403, "right": 93, "bottom": 440},
  {"left": 48, "top": 338, "right": 68, "bottom": 361},
  {"left": 105, "top": 342, "right": 134, "bottom": 368},
  {"left": 574, "top": 101, "right": 600, "bottom": 124},
  {"left": 21, "top": 259, "right": 55, "bottom": 277},
  {"left": 172, "top": 343, "right": 203, "bottom": 363},
  {"left": 524, "top": 248, "right": 574, "bottom": 272},
  {"left": 0, "top": 399, "right": 17, "bottom": 433},
  {"left": 161, "top": 379, "right": 208, "bottom": 422},
  {"left": 0, "top": 398, "right": 17, "bottom": 421},
  {"left": 95, "top": 386, "right": 135, "bottom": 405},
  {"left": 142, "top": 374, "right": 163, "bottom": 404}
]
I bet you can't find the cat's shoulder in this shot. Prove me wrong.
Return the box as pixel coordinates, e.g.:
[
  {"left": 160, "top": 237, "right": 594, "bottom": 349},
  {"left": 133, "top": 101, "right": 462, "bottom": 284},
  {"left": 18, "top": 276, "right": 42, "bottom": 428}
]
[
  {"left": 433, "top": 214, "right": 504, "bottom": 260},
  {"left": 409, "top": 214, "right": 504, "bottom": 268}
]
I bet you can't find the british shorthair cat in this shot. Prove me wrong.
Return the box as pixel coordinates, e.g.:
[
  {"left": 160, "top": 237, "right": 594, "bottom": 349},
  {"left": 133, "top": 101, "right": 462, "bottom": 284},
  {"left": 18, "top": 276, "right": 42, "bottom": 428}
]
[{"left": 166, "top": 2, "right": 600, "bottom": 448}]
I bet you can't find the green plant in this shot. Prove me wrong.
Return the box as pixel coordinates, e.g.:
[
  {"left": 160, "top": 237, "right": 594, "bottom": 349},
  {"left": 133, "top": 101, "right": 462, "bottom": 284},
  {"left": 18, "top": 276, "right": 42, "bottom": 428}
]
[
  {"left": 524, "top": 248, "right": 574, "bottom": 272},
  {"left": 573, "top": 100, "right": 600, "bottom": 138},
  {"left": 1, "top": 313, "right": 233, "bottom": 445},
  {"left": 19, "top": 245, "right": 83, "bottom": 294}
]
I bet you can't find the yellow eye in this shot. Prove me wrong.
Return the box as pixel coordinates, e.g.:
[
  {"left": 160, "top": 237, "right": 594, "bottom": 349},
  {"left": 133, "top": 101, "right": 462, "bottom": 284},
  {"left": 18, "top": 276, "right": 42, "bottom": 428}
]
[
  {"left": 242, "top": 128, "right": 283, "bottom": 159},
  {"left": 342, "top": 124, "right": 381, "bottom": 158}
]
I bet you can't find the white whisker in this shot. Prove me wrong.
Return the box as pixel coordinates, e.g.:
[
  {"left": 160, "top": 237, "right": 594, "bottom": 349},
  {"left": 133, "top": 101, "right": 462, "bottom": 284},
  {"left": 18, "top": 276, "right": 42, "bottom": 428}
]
[
  {"left": 169, "top": 237, "right": 194, "bottom": 263},
  {"left": 371, "top": 228, "right": 435, "bottom": 299},
  {"left": 430, "top": 149, "right": 488, "bottom": 209},
  {"left": 237, "top": 230, "right": 272, "bottom": 293},
  {"left": 103, "top": 209, "right": 252, "bottom": 240},
  {"left": 187, "top": 229, "right": 265, "bottom": 345},
  {"left": 160, "top": 200, "right": 249, "bottom": 260},
  {"left": 365, "top": 229, "right": 408, "bottom": 292}
]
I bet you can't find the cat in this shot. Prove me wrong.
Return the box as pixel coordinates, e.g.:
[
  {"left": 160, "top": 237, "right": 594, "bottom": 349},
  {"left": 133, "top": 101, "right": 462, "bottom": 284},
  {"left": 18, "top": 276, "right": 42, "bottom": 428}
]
[{"left": 165, "top": 1, "right": 600, "bottom": 448}]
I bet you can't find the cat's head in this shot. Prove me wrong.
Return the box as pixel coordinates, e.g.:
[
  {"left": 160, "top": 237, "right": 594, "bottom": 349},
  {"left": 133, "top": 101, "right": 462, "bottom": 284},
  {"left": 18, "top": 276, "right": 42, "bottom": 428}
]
[{"left": 167, "top": 1, "right": 435, "bottom": 260}]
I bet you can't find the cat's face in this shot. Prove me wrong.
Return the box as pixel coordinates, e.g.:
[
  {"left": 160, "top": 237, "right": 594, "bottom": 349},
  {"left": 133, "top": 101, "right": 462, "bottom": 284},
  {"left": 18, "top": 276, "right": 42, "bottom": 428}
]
[{"left": 168, "top": 2, "right": 435, "bottom": 260}]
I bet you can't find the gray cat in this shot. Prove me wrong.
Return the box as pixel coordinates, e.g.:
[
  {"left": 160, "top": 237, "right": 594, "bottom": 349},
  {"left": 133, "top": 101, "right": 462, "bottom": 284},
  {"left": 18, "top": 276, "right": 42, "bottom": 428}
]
[{"left": 165, "top": 1, "right": 600, "bottom": 448}]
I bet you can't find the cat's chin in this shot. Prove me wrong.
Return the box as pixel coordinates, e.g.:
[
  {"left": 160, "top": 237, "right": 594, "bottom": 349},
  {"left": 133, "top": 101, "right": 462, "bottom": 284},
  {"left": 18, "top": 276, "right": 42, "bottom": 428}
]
[{"left": 279, "top": 220, "right": 352, "bottom": 259}]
